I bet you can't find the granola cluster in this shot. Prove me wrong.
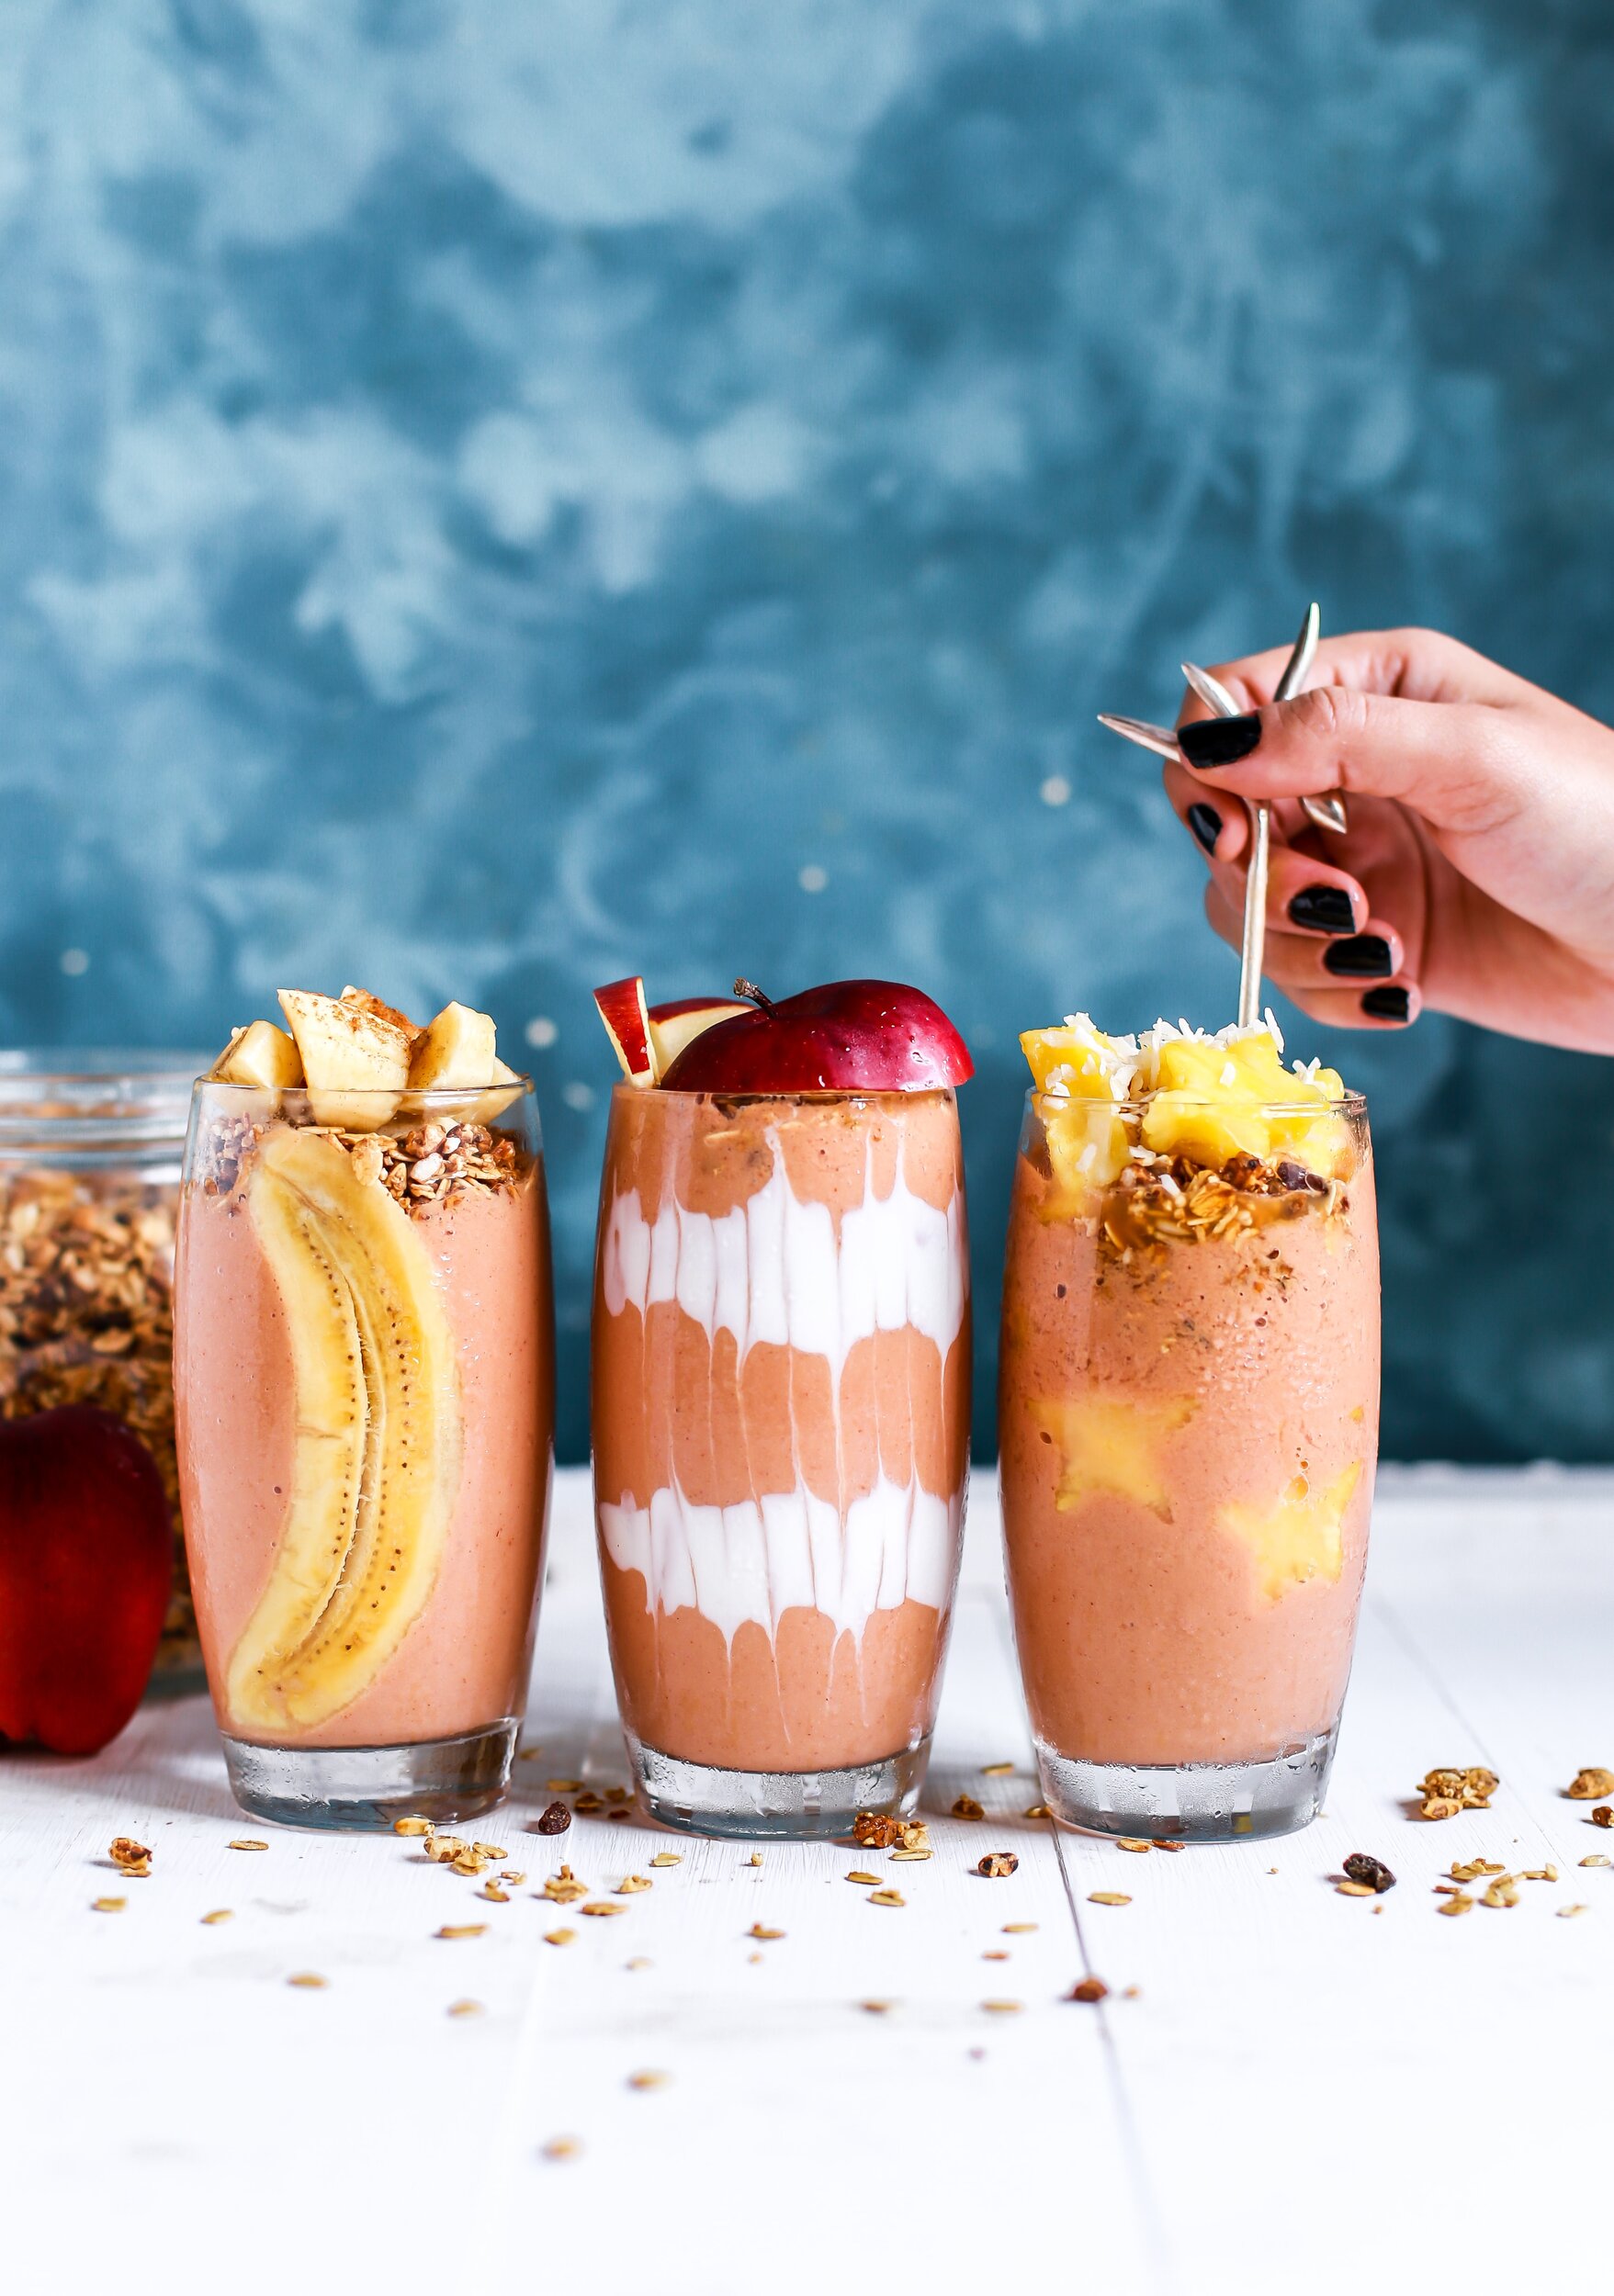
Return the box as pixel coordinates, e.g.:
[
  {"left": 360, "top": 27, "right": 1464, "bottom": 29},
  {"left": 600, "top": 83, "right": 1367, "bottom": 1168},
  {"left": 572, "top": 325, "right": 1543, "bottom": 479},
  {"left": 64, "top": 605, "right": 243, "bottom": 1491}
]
[
  {"left": 1098, "top": 1150, "right": 1350, "bottom": 1261},
  {"left": 198, "top": 1111, "right": 528, "bottom": 1212},
  {"left": 0, "top": 1168, "right": 197, "bottom": 1669}
]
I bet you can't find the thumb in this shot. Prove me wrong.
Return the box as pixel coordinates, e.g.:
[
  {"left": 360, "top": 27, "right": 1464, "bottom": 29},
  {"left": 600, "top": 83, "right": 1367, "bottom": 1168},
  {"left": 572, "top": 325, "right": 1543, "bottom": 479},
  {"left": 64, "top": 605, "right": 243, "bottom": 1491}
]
[{"left": 1177, "top": 682, "right": 1523, "bottom": 837}]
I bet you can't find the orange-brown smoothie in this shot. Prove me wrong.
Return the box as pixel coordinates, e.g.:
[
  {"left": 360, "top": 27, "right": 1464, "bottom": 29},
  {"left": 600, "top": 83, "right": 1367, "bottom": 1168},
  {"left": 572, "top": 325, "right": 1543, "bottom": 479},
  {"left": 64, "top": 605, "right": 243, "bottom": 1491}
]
[
  {"left": 592, "top": 1086, "right": 970, "bottom": 1794},
  {"left": 175, "top": 1098, "right": 553, "bottom": 1793},
  {"left": 999, "top": 1077, "right": 1378, "bottom": 1836}
]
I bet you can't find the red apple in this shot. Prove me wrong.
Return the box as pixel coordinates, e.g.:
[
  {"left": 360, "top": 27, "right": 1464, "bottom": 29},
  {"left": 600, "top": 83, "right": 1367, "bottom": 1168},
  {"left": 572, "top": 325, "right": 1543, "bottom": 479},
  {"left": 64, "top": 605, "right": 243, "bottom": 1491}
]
[
  {"left": 593, "top": 976, "right": 659, "bottom": 1086},
  {"left": 647, "top": 996, "right": 750, "bottom": 1075},
  {"left": 0, "top": 1406, "right": 174, "bottom": 1757},
  {"left": 660, "top": 978, "right": 974, "bottom": 1094}
]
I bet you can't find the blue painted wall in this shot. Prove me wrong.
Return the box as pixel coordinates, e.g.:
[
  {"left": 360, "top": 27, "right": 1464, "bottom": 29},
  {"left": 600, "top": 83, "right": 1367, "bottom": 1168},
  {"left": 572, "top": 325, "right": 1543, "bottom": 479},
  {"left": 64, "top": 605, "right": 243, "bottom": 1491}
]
[{"left": 3, "top": 0, "right": 1612, "bottom": 1464}]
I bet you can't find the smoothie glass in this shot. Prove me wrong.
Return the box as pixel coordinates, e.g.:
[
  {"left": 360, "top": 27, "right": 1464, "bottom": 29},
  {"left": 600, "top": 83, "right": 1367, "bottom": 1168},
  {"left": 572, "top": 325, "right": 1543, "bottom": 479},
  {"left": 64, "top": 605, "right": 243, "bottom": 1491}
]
[
  {"left": 175, "top": 1076, "right": 554, "bottom": 1829},
  {"left": 592, "top": 1082, "right": 971, "bottom": 1836},
  {"left": 999, "top": 1085, "right": 1379, "bottom": 1840}
]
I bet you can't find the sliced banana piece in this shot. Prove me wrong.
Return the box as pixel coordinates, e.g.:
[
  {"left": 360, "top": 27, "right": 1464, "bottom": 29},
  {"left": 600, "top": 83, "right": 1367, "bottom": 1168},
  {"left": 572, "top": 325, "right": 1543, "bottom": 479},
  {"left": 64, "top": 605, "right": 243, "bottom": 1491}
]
[
  {"left": 227, "top": 1128, "right": 462, "bottom": 1734},
  {"left": 210, "top": 1019, "right": 303, "bottom": 1091},
  {"left": 278, "top": 989, "right": 412, "bottom": 1131}
]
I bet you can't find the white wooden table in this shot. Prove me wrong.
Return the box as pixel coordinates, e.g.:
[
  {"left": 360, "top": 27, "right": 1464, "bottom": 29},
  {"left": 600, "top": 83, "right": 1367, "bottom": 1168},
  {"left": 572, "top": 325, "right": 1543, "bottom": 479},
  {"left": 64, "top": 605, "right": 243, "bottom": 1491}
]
[{"left": 6, "top": 1466, "right": 1612, "bottom": 2295}]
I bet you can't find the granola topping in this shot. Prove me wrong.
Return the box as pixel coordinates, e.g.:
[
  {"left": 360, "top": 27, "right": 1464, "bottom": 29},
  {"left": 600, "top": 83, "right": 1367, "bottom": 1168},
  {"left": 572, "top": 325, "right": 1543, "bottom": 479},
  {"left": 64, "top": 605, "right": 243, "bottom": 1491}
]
[
  {"left": 197, "top": 1114, "right": 528, "bottom": 1214},
  {"left": 1567, "top": 1767, "right": 1614, "bottom": 1801},
  {"left": 1416, "top": 1767, "right": 1497, "bottom": 1819}
]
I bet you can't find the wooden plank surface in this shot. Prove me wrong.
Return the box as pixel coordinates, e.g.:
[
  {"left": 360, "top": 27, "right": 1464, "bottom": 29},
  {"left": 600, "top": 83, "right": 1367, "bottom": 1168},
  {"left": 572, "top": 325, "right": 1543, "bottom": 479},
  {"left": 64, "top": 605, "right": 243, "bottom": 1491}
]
[{"left": 3, "top": 1467, "right": 1610, "bottom": 2294}]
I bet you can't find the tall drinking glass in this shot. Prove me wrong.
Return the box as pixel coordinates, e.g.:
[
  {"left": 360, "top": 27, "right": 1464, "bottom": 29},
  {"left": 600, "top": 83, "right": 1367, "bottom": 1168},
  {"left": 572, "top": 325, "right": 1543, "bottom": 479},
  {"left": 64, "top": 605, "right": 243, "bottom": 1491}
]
[
  {"left": 999, "top": 1089, "right": 1378, "bottom": 1840},
  {"left": 175, "top": 1076, "right": 554, "bottom": 1829},
  {"left": 592, "top": 1083, "right": 971, "bottom": 1836}
]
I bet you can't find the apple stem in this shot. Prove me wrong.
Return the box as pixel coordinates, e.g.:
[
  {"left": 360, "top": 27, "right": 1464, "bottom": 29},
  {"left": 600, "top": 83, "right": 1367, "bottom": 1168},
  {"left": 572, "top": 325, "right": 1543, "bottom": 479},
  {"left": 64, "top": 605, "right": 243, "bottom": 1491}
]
[{"left": 731, "top": 977, "right": 778, "bottom": 1017}]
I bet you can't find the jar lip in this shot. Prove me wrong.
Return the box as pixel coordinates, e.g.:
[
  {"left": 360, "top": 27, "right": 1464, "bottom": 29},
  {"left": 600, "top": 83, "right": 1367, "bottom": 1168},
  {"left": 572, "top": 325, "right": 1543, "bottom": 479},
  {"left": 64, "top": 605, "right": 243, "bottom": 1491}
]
[
  {"left": 0, "top": 1054, "right": 209, "bottom": 1157},
  {"left": 197, "top": 1075, "right": 535, "bottom": 1102},
  {"left": 609, "top": 1080, "right": 957, "bottom": 1105},
  {"left": 0, "top": 1049, "right": 210, "bottom": 1088}
]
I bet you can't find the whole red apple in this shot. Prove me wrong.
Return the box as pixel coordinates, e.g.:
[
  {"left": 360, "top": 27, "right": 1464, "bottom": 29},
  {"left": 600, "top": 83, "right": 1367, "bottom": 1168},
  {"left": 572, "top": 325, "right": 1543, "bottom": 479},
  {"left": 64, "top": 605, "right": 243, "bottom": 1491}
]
[
  {"left": 660, "top": 978, "right": 974, "bottom": 1095},
  {"left": 0, "top": 1406, "right": 173, "bottom": 1756}
]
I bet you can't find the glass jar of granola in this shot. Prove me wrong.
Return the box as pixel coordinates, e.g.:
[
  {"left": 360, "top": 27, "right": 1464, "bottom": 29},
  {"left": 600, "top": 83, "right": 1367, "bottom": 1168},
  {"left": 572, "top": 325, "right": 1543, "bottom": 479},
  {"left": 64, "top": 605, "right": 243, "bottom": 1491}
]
[{"left": 0, "top": 1052, "right": 205, "bottom": 1678}]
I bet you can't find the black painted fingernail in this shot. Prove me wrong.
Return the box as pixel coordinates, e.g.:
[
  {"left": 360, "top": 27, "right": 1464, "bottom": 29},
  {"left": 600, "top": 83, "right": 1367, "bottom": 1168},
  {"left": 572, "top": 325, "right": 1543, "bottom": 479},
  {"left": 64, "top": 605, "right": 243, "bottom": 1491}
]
[
  {"left": 1187, "top": 803, "right": 1222, "bottom": 855},
  {"left": 1323, "top": 934, "right": 1394, "bottom": 979},
  {"left": 1179, "top": 713, "right": 1260, "bottom": 769},
  {"left": 1360, "top": 985, "right": 1411, "bottom": 1022},
  {"left": 1287, "top": 884, "right": 1356, "bottom": 936}
]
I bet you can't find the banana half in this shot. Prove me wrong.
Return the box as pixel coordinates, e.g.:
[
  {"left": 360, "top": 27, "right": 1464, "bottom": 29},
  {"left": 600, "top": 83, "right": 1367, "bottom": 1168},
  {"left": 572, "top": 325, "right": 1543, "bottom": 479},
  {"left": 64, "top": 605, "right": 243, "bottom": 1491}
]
[{"left": 227, "top": 1127, "right": 462, "bottom": 1735}]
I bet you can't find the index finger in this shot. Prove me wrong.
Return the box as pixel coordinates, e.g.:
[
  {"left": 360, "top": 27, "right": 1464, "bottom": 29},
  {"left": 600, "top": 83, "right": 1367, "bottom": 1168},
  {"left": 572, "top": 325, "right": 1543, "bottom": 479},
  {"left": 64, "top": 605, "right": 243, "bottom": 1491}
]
[{"left": 1177, "top": 626, "right": 1528, "bottom": 726}]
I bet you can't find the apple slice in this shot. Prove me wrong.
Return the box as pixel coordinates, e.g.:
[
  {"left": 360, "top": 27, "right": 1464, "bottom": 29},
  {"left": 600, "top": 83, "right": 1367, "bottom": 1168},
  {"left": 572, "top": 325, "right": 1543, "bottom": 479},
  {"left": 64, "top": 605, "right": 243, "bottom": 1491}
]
[
  {"left": 209, "top": 1019, "right": 304, "bottom": 1092},
  {"left": 409, "top": 1002, "right": 498, "bottom": 1094},
  {"left": 647, "top": 996, "right": 750, "bottom": 1076},
  {"left": 277, "top": 988, "right": 413, "bottom": 1131},
  {"left": 341, "top": 985, "right": 423, "bottom": 1042},
  {"left": 593, "top": 977, "right": 659, "bottom": 1087},
  {"left": 660, "top": 978, "right": 975, "bottom": 1095}
]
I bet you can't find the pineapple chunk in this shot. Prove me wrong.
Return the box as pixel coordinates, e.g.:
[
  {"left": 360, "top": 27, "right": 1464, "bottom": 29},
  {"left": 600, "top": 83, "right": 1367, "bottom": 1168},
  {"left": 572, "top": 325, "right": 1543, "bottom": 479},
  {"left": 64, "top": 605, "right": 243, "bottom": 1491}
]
[
  {"left": 1020, "top": 1021, "right": 1117, "bottom": 1097},
  {"left": 1021, "top": 1019, "right": 1132, "bottom": 1211},
  {"left": 209, "top": 1019, "right": 303, "bottom": 1092},
  {"left": 1142, "top": 1040, "right": 1271, "bottom": 1165}
]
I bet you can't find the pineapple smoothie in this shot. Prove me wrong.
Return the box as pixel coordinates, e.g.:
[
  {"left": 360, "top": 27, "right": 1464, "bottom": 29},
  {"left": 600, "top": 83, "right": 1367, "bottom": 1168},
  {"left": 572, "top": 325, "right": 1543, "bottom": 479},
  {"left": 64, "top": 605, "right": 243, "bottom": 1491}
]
[
  {"left": 998, "top": 1017, "right": 1379, "bottom": 1840},
  {"left": 175, "top": 988, "right": 554, "bottom": 1829}
]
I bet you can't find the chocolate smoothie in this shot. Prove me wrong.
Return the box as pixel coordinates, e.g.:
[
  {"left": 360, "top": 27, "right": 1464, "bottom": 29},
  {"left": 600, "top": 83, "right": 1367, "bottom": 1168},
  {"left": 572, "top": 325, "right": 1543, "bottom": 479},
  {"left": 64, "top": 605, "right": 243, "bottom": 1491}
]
[
  {"left": 175, "top": 1074, "right": 553, "bottom": 1827},
  {"left": 999, "top": 1019, "right": 1379, "bottom": 1840},
  {"left": 592, "top": 1085, "right": 970, "bottom": 1817}
]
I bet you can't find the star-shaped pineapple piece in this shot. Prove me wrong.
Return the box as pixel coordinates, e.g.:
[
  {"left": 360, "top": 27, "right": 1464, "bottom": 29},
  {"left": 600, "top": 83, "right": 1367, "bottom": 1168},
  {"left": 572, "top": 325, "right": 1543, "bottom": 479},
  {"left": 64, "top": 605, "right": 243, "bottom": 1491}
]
[
  {"left": 1032, "top": 1394, "right": 1197, "bottom": 1520},
  {"left": 1219, "top": 1462, "right": 1361, "bottom": 1603}
]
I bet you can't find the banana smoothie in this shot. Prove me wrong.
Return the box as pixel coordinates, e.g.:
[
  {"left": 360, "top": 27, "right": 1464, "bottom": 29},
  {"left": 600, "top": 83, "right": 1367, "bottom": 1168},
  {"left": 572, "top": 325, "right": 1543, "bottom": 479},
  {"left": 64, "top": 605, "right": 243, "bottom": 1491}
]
[{"left": 175, "top": 987, "right": 553, "bottom": 1829}]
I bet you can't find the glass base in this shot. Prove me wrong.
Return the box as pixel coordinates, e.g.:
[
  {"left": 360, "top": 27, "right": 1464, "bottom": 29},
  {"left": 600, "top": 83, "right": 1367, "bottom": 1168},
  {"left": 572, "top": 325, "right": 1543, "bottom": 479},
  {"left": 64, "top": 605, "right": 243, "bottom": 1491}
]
[
  {"left": 220, "top": 1720, "right": 519, "bottom": 1832},
  {"left": 1036, "top": 1727, "right": 1337, "bottom": 1843},
  {"left": 626, "top": 1730, "right": 930, "bottom": 1840}
]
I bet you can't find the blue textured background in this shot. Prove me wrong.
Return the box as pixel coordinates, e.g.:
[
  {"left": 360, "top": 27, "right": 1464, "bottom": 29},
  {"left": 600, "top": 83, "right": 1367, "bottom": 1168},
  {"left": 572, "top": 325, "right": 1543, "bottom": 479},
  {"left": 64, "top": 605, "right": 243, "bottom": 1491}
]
[{"left": 4, "top": 0, "right": 1612, "bottom": 1465}]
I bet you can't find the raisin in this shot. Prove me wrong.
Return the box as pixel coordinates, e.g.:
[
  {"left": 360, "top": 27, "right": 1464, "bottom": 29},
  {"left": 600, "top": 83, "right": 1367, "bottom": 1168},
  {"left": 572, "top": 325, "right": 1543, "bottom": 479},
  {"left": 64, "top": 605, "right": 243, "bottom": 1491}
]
[
  {"left": 1342, "top": 1851, "right": 1395, "bottom": 1893},
  {"left": 536, "top": 1801, "right": 572, "bottom": 1836}
]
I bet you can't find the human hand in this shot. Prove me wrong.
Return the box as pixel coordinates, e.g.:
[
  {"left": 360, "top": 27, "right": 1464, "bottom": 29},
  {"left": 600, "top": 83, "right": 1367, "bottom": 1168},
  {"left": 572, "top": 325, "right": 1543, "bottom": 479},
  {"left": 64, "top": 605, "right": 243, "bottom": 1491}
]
[{"left": 1166, "top": 627, "right": 1614, "bottom": 1050}]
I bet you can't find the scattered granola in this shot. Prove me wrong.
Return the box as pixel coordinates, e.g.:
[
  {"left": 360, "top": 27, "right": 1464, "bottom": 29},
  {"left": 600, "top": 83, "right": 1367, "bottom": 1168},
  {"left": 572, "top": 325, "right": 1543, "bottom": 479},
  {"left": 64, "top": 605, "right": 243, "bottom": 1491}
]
[
  {"left": 1068, "top": 1977, "right": 1109, "bottom": 2004},
  {"left": 227, "top": 1839, "right": 268, "bottom": 1852},
  {"left": 615, "top": 1875, "right": 652, "bottom": 1896},
  {"left": 627, "top": 2071, "right": 670, "bottom": 2091},
  {"left": 1116, "top": 1838, "right": 1152, "bottom": 1855},
  {"left": 1088, "top": 1892, "right": 1131, "bottom": 1908},
  {"left": 91, "top": 1896, "right": 125, "bottom": 1913},
  {"left": 649, "top": 1851, "right": 682, "bottom": 1869},
  {"left": 858, "top": 1999, "right": 894, "bottom": 2015},
  {"left": 1416, "top": 1767, "right": 1497, "bottom": 1819},
  {"left": 845, "top": 1871, "right": 881, "bottom": 1886},
  {"left": 446, "top": 1999, "right": 483, "bottom": 2018},
  {"left": 982, "top": 1950, "right": 1010, "bottom": 1962},
  {"left": 393, "top": 1816, "right": 434, "bottom": 1838},
  {"left": 1521, "top": 1866, "right": 1557, "bottom": 1884},
  {"left": 867, "top": 1891, "right": 905, "bottom": 1910},
  {"left": 479, "top": 1881, "right": 509, "bottom": 1903},
  {"left": 502, "top": 1870, "right": 526, "bottom": 1886},
  {"left": 287, "top": 1973, "right": 328, "bottom": 1988},
  {"left": 1336, "top": 1880, "right": 1376, "bottom": 1898},
  {"left": 451, "top": 1849, "right": 490, "bottom": 1876},
  {"left": 981, "top": 1999, "right": 1022, "bottom": 2014},
  {"left": 546, "top": 1779, "right": 583, "bottom": 1795},
  {"left": 1480, "top": 1876, "right": 1519, "bottom": 1909},
  {"left": 1450, "top": 1858, "right": 1505, "bottom": 1884},
  {"left": 1566, "top": 1767, "right": 1614, "bottom": 1800},
  {"left": 1581, "top": 1855, "right": 1612, "bottom": 1869},
  {"left": 976, "top": 1853, "right": 1019, "bottom": 1879},
  {"left": 1558, "top": 1904, "right": 1591, "bottom": 1919},
  {"left": 1342, "top": 1852, "right": 1396, "bottom": 1894},
  {"left": 424, "top": 1835, "right": 465, "bottom": 1864},
  {"left": 748, "top": 1923, "right": 785, "bottom": 1940},
  {"left": 1023, "top": 1804, "right": 1053, "bottom": 1820},
  {"left": 852, "top": 1811, "right": 899, "bottom": 1849},
  {"left": 108, "top": 1837, "right": 152, "bottom": 1874},
  {"left": 981, "top": 1762, "right": 1016, "bottom": 1777},
  {"left": 543, "top": 1929, "right": 576, "bottom": 1947},
  {"left": 540, "top": 2138, "right": 581, "bottom": 2163},
  {"left": 436, "top": 1925, "right": 487, "bottom": 1941},
  {"left": 473, "top": 1841, "right": 507, "bottom": 1860},
  {"left": 1003, "top": 1922, "right": 1038, "bottom": 1935},
  {"left": 747, "top": 1851, "right": 762, "bottom": 1867},
  {"left": 580, "top": 1902, "right": 625, "bottom": 1919},
  {"left": 199, "top": 1909, "right": 232, "bottom": 1925},
  {"left": 951, "top": 1795, "right": 985, "bottom": 1821},
  {"left": 1436, "top": 1893, "right": 1474, "bottom": 1918},
  {"left": 543, "top": 1866, "right": 588, "bottom": 1904}
]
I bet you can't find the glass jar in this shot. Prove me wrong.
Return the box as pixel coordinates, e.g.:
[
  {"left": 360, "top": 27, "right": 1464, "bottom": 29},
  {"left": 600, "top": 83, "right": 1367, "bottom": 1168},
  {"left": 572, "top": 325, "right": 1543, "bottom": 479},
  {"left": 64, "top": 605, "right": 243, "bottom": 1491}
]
[{"left": 0, "top": 1052, "right": 207, "bottom": 1679}]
